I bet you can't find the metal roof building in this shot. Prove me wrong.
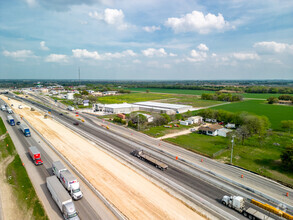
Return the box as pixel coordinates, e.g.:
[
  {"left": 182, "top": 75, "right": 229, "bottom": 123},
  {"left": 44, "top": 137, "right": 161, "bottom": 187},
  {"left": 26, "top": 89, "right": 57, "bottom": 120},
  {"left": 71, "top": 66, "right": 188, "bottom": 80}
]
[{"left": 133, "top": 101, "right": 193, "bottom": 113}]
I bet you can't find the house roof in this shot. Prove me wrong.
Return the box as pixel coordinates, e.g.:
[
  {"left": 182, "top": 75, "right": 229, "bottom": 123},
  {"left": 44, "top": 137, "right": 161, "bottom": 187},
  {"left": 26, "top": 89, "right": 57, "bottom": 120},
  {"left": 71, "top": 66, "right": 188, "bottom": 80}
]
[
  {"left": 83, "top": 100, "right": 89, "bottom": 103},
  {"left": 198, "top": 124, "right": 223, "bottom": 132}
]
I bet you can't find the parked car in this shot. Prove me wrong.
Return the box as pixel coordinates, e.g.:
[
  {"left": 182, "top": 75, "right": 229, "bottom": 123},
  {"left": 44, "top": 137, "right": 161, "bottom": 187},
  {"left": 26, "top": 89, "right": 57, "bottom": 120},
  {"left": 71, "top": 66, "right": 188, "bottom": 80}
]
[{"left": 73, "top": 122, "right": 79, "bottom": 126}]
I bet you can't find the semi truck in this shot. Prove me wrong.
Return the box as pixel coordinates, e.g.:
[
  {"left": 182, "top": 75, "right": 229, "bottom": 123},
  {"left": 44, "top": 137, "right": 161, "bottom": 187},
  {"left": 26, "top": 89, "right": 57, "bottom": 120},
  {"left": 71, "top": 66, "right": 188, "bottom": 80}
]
[
  {"left": 46, "top": 176, "right": 80, "bottom": 220},
  {"left": 221, "top": 195, "right": 275, "bottom": 220},
  {"left": 1, "top": 105, "right": 6, "bottom": 111},
  {"left": 7, "top": 107, "right": 13, "bottom": 114},
  {"left": 131, "top": 149, "right": 168, "bottom": 171},
  {"left": 19, "top": 124, "right": 31, "bottom": 136},
  {"left": 7, "top": 115, "right": 15, "bottom": 126},
  {"left": 67, "top": 106, "right": 75, "bottom": 111},
  {"left": 52, "top": 161, "right": 83, "bottom": 200},
  {"left": 28, "top": 146, "right": 43, "bottom": 165}
]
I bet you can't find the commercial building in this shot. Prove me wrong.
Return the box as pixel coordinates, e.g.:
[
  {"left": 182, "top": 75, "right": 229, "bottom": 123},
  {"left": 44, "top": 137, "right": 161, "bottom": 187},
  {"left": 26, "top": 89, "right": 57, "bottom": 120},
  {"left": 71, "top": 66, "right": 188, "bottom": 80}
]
[
  {"left": 94, "top": 103, "right": 139, "bottom": 114},
  {"left": 134, "top": 101, "right": 192, "bottom": 114}
]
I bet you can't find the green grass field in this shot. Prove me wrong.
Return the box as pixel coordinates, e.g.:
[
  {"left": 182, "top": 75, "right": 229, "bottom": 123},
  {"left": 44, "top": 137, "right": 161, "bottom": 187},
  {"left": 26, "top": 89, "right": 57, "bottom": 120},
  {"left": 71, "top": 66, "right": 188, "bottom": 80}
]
[
  {"left": 166, "top": 133, "right": 228, "bottom": 157},
  {"left": 128, "top": 87, "right": 290, "bottom": 99},
  {"left": 166, "top": 131, "right": 293, "bottom": 186},
  {"left": 97, "top": 92, "right": 174, "bottom": 104},
  {"left": 0, "top": 117, "right": 48, "bottom": 219},
  {"left": 143, "top": 124, "right": 190, "bottom": 137},
  {"left": 211, "top": 100, "right": 293, "bottom": 130},
  {"left": 160, "top": 96, "right": 223, "bottom": 107}
]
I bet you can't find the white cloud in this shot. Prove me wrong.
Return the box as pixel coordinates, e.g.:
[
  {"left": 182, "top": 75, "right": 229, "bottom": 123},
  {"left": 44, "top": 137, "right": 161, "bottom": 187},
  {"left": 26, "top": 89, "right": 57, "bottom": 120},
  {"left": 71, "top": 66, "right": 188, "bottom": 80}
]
[
  {"left": 197, "top": 43, "right": 209, "bottom": 51},
  {"left": 142, "top": 48, "right": 168, "bottom": 57},
  {"left": 187, "top": 49, "right": 207, "bottom": 62},
  {"left": 25, "top": 0, "right": 37, "bottom": 7},
  {"left": 72, "top": 49, "right": 101, "bottom": 60},
  {"left": 212, "top": 53, "right": 217, "bottom": 57},
  {"left": 45, "top": 54, "right": 68, "bottom": 63},
  {"left": 105, "top": 50, "right": 136, "bottom": 59},
  {"left": 3, "top": 50, "right": 36, "bottom": 60},
  {"left": 143, "top": 25, "right": 161, "bottom": 33},
  {"left": 232, "top": 52, "right": 259, "bottom": 60},
  {"left": 89, "top": 8, "right": 128, "bottom": 30},
  {"left": 165, "top": 10, "right": 231, "bottom": 34},
  {"left": 254, "top": 41, "right": 293, "bottom": 54},
  {"left": 169, "top": 53, "right": 177, "bottom": 57},
  {"left": 40, "top": 41, "right": 49, "bottom": 51}
]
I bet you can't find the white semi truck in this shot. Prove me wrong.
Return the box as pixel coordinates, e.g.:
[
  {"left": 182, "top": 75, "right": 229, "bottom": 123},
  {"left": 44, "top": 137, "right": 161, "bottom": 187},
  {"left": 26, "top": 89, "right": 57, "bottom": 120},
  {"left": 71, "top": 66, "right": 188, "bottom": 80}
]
[
  {"left": 7, "top": 107, "right": 13, "bottom": 114},
  {"left": 1, "top": 105, "right": 6, "bottom": 111},
  {"left": 52, "top": 161, "right": 83, "bottom": 200},
  {"left": 46, "top": 176, "right": 80, "bottom": 220},
  {"left": 222, "top": 195, "right": 275, "bottom": 220}
]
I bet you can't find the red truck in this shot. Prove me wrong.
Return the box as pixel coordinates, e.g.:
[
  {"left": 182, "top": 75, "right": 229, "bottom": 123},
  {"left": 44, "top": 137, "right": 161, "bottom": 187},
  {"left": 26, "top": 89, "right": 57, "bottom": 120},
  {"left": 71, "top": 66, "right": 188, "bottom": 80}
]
[{"left": 29, "top": 146, "right": 43, "bottom": 165}]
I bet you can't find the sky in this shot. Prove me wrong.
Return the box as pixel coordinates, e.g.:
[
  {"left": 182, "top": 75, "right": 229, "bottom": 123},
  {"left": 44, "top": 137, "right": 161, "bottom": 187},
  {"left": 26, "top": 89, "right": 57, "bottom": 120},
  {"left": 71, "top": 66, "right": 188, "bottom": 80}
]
[{"left": 0, "top": 0, "right": 293, "bottom": 80}]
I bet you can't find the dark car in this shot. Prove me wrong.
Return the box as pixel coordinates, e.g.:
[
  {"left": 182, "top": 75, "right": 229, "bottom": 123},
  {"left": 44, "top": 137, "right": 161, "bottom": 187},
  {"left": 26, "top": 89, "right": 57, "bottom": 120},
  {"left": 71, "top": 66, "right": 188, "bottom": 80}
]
[
  {"left": 59, "top": 113, "right": 63, "bottom": 115},
  {"left": 16, "top": 121, "right": 21, "bottom": 125},
  {"left": 73, "top": 122, "right": 79, "bottom": 126}
]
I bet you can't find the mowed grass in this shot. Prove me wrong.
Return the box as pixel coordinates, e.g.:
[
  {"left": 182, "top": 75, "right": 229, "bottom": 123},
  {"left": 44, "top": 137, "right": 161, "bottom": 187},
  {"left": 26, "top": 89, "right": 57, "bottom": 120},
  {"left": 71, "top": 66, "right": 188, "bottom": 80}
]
[
  {"left": 143, "top": 124, "right": 190, "bottom": 137},
  {"left": 211, "top": 100, "right": 293, "bottom": 130},
  {"left": 160, "top": 96, "right": 223, "bottom": 107},
  {"left": 128, "top": 88, "right": 291, "bottom": 99},
  {"left": 97, "top": 92, "right": 174, "bottom": 104},
  {"left": 166, "top": 133, "right": 228, "bottom": 157}
]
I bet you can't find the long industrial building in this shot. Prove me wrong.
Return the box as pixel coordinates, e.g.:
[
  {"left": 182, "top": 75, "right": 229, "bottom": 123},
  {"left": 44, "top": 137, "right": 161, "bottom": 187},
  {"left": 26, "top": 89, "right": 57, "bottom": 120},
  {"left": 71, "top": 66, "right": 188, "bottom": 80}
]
[{"left": 93, "top": 101, "right": 193, "bottom": 115}]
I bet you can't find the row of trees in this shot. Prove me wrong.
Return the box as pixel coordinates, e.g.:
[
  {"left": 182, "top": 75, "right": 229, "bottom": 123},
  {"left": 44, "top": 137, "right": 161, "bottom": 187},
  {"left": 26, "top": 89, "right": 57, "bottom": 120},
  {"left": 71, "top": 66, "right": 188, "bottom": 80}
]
[
  {"left": 201, "top": 92, "right": 243, "bottom": 102},
  {"left": 198, "top": 109, "right": 270, "bottom": 143},
  {"left": 267, "top": 95, "right": 293, "bottom": 104}
]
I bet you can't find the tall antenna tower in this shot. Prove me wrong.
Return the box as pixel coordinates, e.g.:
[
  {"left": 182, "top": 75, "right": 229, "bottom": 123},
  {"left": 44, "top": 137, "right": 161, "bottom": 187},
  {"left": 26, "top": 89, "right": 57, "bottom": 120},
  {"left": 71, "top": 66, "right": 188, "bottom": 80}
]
[{"left": 78, "top": 67, "right": 81, "bottom": 85}]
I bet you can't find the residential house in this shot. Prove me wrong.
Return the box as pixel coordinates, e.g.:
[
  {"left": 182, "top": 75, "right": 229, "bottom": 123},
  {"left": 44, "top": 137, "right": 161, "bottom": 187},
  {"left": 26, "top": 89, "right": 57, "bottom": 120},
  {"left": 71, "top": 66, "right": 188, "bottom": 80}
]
[
  {"left": 198, "top": 124, "right": 223, "bottom": 136},
  {"left": 83, "top": 100, "right": 90, "bottom": 106},
  {"left": 188, "top": 116, "right": 203, "bottom": 124},
  {"left": 180, "top": 121, "right": 189, "bottom": 126},
  {"left": 217, "top": 128, "right": 232, "bottom": 137}
]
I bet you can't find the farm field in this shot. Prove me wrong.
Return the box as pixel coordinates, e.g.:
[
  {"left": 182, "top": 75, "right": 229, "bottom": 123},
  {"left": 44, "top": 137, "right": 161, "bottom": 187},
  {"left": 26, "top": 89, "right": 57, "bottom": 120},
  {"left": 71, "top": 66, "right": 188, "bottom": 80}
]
[
  {"left": 160, "top": 96, "right": 223, "bottom": 107},
  {"left": 166, "top": 131, "right": 293, "bottom": 186},
  {"left": 128, "top": 88, "right": 290, "bottom": 99},
  {"left": 211, "top": 100, "right": 293, "bottom": 130},
  {"left": 97, "top": 92, "right": 174, "bottom": 104}
]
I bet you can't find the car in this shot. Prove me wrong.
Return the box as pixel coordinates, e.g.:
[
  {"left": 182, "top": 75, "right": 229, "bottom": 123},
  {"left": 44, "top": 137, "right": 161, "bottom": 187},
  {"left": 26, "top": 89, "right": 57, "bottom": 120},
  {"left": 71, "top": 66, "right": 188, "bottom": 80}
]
[
  {"left": 73, "top": 122, "right": 79, "bottom": 126},
  {"left": 76, "top": 112, "right": 79, "bottom": 114},
  {"left": 11, "top": 104, "right": 14, "bottom": 106},
  {"left": 59, "top": 113, "right": 63, "bottom": 115},
  {"left": 16, "top": 121, "right": 21, "bottom": 125}
]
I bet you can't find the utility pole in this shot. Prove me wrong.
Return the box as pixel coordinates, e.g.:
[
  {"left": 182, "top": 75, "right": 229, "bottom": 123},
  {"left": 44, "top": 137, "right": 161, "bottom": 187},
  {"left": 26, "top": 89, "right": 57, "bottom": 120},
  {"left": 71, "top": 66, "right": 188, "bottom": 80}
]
[
  {"left": 230, "top": 135, "right": 236, "bottom": 164},
  {"left": 137, "top": 114, "right": 139, "bottom": 131}
]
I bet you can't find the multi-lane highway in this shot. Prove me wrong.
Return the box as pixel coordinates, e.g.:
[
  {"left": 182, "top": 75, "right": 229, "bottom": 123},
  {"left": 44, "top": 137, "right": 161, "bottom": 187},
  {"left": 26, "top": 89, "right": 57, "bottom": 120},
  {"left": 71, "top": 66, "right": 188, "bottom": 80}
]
[
  {"left": 0, "top": 98, "right": 117, "bottom": 220},
  {"left": 6, "top": 93, "right": 288, "bottom": 219}
]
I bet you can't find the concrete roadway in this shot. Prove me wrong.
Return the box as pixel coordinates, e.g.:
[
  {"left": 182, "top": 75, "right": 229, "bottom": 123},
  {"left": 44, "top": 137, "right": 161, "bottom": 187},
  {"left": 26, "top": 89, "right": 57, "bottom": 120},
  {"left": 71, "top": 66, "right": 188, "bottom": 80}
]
[
  {"left": 0, "top": 102, "right": 116, "bottom": 220},
  {"left": 15, "top": 95, "right": 288, "bottom": 219},
  {"left": 84, "top": 113, "right": 293, "bottom": 210}
]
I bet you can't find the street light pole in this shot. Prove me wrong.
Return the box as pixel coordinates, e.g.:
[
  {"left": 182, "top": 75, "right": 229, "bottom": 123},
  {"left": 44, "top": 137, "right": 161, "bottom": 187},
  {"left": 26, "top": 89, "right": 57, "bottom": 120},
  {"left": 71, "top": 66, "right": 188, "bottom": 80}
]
[
  {"left": 230, "top": 135, "right": 236, "bottom": 164},
  {"left": 137, "top": 114, "right": 139, "bottom": 131}
]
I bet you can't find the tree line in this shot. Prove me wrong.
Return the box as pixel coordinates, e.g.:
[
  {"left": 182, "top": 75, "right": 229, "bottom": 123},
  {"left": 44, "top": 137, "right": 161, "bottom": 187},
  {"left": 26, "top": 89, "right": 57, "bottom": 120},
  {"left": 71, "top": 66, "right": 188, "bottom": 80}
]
[
  {"left": 201, "top": 92, "right": 243, "bottom": 102},
  {"left": 267, "top": 95, "right": 293, "bottom": 104}
]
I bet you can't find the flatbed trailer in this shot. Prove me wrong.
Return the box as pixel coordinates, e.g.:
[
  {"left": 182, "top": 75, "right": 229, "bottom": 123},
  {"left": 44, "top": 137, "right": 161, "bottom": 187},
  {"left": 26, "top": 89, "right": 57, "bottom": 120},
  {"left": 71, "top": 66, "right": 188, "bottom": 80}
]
[{"left": 131, "top": 150, "right": 168, "bottom": 171}]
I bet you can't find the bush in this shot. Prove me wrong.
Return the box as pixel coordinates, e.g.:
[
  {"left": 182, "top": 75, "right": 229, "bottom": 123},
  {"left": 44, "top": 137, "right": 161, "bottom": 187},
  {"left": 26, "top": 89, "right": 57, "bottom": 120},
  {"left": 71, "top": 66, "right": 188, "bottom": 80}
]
[
  {"left": 281, "top": 147, "right": 293, "bottom": 170},
  {"left": 267, "top": 97, "right": 279, "bottom": 104}
]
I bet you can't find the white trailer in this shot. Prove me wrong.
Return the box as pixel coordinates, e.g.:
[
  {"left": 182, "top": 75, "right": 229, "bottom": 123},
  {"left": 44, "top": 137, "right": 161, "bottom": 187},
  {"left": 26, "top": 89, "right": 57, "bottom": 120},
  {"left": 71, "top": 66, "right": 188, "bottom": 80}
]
[
  {"left": 52, "top": 161, "right": 67, "bottom": 179},
  {"left": 1, "top": 105, "right": 6, "bottom": 111},
  {"left": 67, "top": 106, "right": 75, "bottom": 111},
  {"left": 46, "top": 176, "right": 79, "bottom": 220},
  {"left": 60, "top": 170, "right": 83, "bottom": 200},
  {"left": 7, "top": 108, "right": 13, "bottom": 114}
]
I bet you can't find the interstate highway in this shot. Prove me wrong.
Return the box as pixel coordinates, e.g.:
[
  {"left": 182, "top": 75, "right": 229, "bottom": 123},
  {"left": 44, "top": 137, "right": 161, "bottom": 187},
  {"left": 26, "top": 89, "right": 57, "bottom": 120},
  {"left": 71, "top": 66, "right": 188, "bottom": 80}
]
[
  {"left": 7, "top": 94, "right": 287, "bottom": 219},
  {"left": 0, "top": 103, "right": 116, "bottom": 220}
]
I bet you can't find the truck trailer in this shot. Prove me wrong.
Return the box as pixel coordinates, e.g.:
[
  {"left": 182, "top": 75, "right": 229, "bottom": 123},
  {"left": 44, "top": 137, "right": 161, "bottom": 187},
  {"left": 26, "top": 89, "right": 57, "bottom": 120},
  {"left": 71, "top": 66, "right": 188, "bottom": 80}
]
[
  {"left": 46, "top": 176, "right": 79, "bottom": 220},
  {"left": 222, "top": 195, "right": 275, "bottom": 220},
  {"left": 7, "top": 107, "right": 13, "bottom": 114},
  {"left": 19, "top": 124, "right": 31, "bottom": 136},
  {"left": 52, "top": 161, "right": 83, "bottom": 200},
  {"left": 131, "top": 149, "right": 168, "bottom": 171},
  {"left": 28, "top": 146, "right": 43, "bottom": 165},
  {"left": 7, "top": 115, "right": 15, "bottom": 126},
  {"left": 1, "top": 105, "right": 6, "bottom": 111}
]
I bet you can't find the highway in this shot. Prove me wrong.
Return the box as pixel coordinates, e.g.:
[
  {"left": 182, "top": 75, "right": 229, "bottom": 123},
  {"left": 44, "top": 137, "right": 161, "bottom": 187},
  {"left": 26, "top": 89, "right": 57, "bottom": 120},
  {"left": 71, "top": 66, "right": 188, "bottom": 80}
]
[
  {"left": 0, "top": 98, "right": 117, "bottom": 220},
  {"left": 8, "top": 94, "right": 288, "bottom": 219}
]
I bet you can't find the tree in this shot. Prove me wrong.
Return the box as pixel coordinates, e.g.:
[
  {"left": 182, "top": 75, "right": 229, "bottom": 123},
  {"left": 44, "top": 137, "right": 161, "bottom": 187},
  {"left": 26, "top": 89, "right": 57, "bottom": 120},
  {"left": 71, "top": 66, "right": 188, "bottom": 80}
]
[
  {"left": 280, "top": 147, "right": 293, "bottom": 170},
  {"left": 88, "top": 95, "right": 98, "bottom": 103},
  {"left": 74, "top": 93, "right": 82, "bottom": 99},
  {"left": 146, "top": 89, "right": 150, "bottom": 93},
  {"left": 267, "top": 97, "right": 279, "bottom": 104},
  {"left": 281, "top": 120, "right": 293, "bottom": 133},
  {"left": 236, "top": 125, "right": 250, "bottom": 145}
]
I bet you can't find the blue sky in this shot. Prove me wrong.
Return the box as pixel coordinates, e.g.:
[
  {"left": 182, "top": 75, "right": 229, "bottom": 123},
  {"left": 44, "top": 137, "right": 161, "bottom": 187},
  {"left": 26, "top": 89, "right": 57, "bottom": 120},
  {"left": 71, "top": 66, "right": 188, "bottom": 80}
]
[{"left": 1, "top": 0, "right": 293, "bottom": 80}]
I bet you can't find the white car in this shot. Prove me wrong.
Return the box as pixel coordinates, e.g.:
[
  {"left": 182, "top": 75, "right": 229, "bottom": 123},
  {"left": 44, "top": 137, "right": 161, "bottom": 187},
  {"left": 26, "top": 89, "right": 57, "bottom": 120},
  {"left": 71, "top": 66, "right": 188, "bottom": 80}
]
[{"left": 18, "top": 105, "right": 23, "bottom": 109}]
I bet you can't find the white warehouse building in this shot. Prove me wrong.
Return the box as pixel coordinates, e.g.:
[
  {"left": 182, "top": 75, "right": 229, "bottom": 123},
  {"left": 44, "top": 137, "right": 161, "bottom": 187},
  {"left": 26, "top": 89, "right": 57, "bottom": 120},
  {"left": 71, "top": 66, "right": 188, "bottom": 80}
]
[
  {"left": 134, "top": 101, "right": 193, "bottom": 114},
  {"left": 94, "top": 103, "right": 139, "bottom": 114}
]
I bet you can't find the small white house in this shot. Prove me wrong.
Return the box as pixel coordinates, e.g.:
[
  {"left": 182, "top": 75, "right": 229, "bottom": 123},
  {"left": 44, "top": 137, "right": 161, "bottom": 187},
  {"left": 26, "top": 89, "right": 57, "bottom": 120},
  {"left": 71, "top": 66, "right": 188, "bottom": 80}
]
[
  {"left": 67, "top": 92, "right": 74, "bottom": 100},
  {"left": 188, "top": 116, "right": 203, "bottom": 124},
  {"left": 218, "top": 128, "right": 232, "bottom": 137},
  {"left": 83, "top": 100, "right": 90, "bottom": 106},
  {"left": 180, "top": 121, "right": 189, "bottom": 126},
  {"left": 225, "top": 123, "right": 236, "bottom": 129},
  {"left": 186, "top": 120, "right": 194, "bottom": 125},
  {"left": 198, "top": 124, "right": 223, "bottom": 136}
]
